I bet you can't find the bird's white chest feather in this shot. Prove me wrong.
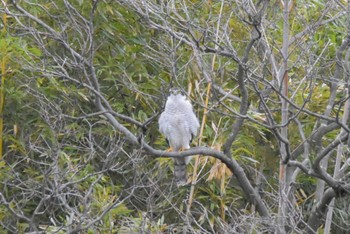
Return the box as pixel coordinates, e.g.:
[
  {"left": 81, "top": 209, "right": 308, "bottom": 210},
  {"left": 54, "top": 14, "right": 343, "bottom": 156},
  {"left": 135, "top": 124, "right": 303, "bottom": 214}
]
[{"left": 167, "top": 114, "right": 191, "bottom": 150}]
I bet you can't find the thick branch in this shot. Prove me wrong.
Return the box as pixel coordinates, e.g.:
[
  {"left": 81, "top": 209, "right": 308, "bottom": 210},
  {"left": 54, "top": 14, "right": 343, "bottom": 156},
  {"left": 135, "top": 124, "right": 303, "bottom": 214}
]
[
  {"left": 143, "top": 144, "right": 271, "bottom": 218},
  {"left": 223, "top": 25, "right": 261, "bottom": 154},
  {"left": 291, "top": 122, "right": 340, "bottom": 159},
  {"left": 313, "top": 133, "right": 349, "bottom": 188}
]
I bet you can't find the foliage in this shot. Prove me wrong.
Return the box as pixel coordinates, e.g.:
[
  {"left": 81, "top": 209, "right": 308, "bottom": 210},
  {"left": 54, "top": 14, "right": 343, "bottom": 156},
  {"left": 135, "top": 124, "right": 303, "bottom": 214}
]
[{"left": 1, "top": 0, "right": 350, "bottom": 233}]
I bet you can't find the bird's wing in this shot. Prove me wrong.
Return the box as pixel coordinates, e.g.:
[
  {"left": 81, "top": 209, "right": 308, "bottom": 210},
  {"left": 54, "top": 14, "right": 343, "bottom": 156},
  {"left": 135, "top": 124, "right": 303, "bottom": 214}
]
[
  {"left": 158, "top": 111, "right": 173, "bottom": 142},
  {"left": 183, "top": 100, "right": 200, "bottom": 137}
]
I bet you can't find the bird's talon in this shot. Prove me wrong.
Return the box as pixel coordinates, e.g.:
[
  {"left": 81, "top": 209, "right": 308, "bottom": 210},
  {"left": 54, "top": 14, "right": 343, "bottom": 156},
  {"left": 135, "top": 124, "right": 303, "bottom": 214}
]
[{"left": 166, "top": 147, "right": 173, "bottom": 152}]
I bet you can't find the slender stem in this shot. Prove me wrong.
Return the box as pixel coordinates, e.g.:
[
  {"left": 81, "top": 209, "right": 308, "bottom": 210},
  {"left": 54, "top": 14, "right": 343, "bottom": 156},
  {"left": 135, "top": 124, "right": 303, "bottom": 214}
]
[
  {"left": 278, "top": 0, "right": 290, "bottom": 232},
  {"left": 0, "top": 58, "right": 4, "bottom": 161},
  {"left": 0, "top": 7, "right": 7, "bottom": 160},
  {"left": 187, "top": 82, "right": 211, "bottom": 213},
  {"left": 187, "top": 0, "right": 224, "bottom": 214}
]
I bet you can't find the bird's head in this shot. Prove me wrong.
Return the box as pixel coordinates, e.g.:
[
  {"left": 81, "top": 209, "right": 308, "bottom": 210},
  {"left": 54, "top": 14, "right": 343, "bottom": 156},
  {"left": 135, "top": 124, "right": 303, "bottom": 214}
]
[
  {"left": 166, "top": 88, "right": 188, "bottom": 104},
  {"left": 169, "top": 87, "right": 181, "bottom": 95},
  {"left": 169, "top": 87, "right": 184, "bottom": 96}
]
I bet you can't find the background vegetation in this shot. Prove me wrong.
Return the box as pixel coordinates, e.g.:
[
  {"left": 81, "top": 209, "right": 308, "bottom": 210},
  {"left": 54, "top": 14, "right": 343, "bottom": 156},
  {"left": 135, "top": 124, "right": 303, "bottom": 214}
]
[{"left": 1, "top": 0, "right": 350, "bottom": 233}]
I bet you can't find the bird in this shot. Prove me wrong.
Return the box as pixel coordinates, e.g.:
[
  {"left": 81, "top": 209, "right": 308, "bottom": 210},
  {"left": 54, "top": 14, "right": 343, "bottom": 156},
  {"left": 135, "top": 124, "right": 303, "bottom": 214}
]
[{"left": 158, "top": 88, "right": 200, "bottom": 186}]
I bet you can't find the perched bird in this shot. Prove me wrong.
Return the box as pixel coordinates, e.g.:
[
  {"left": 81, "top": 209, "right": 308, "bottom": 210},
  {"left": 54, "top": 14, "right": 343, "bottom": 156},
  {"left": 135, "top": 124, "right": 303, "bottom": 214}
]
[{"left": 158, "top": 88, "right": 200, "bottom": 185}]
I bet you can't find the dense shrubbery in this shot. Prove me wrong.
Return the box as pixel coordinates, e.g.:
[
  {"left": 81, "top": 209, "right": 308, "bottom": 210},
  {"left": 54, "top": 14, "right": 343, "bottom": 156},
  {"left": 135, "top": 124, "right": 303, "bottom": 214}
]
[{"left": 1, "top": 1, "right": 350, "bottom": 233}]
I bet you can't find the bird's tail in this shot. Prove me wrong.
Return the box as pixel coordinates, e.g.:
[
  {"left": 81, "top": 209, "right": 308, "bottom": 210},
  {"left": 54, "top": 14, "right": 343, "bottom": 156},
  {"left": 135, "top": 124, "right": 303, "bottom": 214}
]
[{"left": 174, "top": 158, "right": 187, "bottom": 186}]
